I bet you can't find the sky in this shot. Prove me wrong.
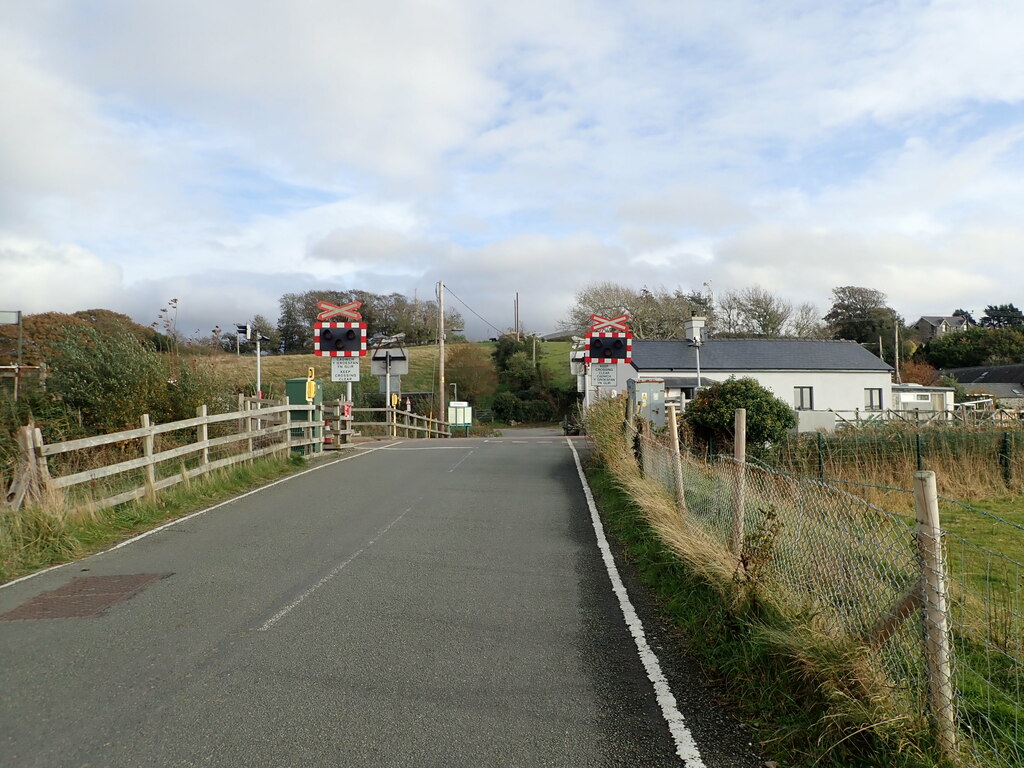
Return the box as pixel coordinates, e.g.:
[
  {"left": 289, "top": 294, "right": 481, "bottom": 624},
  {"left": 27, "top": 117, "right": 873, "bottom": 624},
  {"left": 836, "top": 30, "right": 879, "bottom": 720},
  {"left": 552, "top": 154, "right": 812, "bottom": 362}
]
[{"left": 3, "top": 0, "right": 1024, "bottom": 341}]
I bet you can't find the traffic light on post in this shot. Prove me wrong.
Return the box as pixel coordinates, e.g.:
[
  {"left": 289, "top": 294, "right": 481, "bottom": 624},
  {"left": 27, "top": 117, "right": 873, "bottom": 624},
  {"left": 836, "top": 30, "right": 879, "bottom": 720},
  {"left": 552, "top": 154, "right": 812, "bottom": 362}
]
[{"left": 314, "top": 322, "right": 367, "bottom": 357}]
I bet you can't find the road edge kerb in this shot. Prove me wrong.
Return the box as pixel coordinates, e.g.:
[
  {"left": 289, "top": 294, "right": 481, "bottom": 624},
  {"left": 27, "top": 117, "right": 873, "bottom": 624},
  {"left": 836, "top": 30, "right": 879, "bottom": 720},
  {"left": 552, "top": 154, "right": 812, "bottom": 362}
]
[
  {"left": 0, "top": 442, "right": 398, "bottom": 592},
  {"left": 566, "top": 437, "right": 705, "bottom": 767}
]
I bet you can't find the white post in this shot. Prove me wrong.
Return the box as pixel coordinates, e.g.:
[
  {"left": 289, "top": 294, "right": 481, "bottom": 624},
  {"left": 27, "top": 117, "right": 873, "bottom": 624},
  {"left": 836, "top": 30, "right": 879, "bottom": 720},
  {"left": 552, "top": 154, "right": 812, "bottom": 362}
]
[
  {"left": 913, "top": 470, "right": 957, "bottom": 761},
  {"left": 438, "top": 280, "right": 446, "bottom": 436},
  {"left": 255, "top": 335, "right": 262, "bottom": 398}
]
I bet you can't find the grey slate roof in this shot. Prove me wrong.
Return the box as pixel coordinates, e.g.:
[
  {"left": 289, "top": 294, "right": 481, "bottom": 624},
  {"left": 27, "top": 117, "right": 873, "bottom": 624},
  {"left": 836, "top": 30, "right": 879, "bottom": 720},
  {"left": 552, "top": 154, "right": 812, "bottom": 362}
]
[
  {"left": 631, "top": 338, "right": 892, "bottom": 372},
  {"left": 918, "top": 315, "right": 967, "bottom": 328},
  {"left": 944, "top": 364, "right": 1024, "bottom": 384}
]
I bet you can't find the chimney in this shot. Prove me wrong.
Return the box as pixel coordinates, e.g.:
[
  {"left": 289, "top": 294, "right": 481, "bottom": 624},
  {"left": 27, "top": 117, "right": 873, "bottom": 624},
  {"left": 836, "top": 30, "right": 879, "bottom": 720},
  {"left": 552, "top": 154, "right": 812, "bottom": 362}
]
[{"left": 684, "top": 315, "right": 706, "bottom": 344}]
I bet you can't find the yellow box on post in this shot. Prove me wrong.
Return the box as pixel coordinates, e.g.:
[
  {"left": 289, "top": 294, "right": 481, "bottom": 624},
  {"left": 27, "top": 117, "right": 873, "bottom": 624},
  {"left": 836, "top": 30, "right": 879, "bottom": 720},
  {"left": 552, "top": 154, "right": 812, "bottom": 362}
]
[{"left": 286, "top": 377, "right": 323, "bottom": 455}]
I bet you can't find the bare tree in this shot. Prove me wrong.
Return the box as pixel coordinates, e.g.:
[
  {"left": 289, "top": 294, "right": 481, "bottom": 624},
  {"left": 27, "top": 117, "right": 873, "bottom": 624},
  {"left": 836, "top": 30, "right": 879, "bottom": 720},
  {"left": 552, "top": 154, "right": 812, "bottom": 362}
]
[
  {"left": 560, "top": 283, "right": 709, "bottom": 339},
  {"left": 789, "top": 302, "right": 829, "bottom": 338}
]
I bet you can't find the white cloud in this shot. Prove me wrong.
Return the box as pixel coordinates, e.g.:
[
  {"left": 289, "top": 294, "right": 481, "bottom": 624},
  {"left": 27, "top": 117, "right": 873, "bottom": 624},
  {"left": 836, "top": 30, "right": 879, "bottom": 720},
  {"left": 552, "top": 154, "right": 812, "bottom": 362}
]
[{"left": 0, "top": 238, "right": 125, "bottom": 312}]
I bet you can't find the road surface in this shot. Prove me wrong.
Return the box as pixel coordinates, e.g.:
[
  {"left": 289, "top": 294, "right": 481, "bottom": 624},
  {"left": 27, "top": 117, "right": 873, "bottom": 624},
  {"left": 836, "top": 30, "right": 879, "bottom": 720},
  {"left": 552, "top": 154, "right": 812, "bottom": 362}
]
[{"left": 1, "top": 435, "right": 762, "bottom": 767}]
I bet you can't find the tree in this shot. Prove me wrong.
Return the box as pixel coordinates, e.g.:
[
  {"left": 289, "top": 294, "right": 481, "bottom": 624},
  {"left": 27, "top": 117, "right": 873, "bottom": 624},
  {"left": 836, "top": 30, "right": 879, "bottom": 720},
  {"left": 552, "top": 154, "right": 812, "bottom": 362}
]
[
  {"left": 717, "top": 286, "right": 791, "bottom": 336},
  {"left": 683, "top": 377, "right": 796, "bottom": 452},
  {"left": 980, "top": 304, "right": 1024, "bottom": 328},
  {"left": 952, "top": 308, "right": 976, "bottom": 327},
  {"left": 445, "top": 344, "right": 498, "bottom": 405},
  {"left": 899, "top": 360, "right": 940, "bottom": 386},
  {"left": 789, "top": 302, "right": 829, "bottom": 338},
  {"left": 824, "top": 286, "right": 903, "bottom": 360},
  {"left": 560, "top": 283, "right": 711, "bottom": 339},
  {"left": 923, "top": 327, "right": 1024, "bottom": 369}
]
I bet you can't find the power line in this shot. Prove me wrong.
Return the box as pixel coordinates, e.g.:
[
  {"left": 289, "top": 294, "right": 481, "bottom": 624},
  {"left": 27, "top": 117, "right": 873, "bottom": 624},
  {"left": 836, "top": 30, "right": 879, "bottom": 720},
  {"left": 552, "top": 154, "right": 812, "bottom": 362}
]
[{"left": 443, "top": 286, "right": 505, "bottom": 336}]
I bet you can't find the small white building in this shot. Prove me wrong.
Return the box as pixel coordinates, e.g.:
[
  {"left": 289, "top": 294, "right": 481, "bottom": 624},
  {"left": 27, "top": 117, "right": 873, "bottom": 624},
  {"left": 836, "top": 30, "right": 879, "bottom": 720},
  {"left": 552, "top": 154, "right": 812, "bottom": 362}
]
[{"left": 580, "top": 318, "right": 895, "bottom": 432}]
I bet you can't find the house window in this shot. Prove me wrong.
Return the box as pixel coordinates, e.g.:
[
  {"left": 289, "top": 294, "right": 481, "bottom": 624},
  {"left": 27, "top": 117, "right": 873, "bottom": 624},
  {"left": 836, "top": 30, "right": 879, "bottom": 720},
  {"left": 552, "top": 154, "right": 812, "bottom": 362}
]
[
  {"left": 865, "top": 388, "right": 882, "bottom": 410},
  {"left": 794, "top": 386, "right": 814, "bottom": 411}
]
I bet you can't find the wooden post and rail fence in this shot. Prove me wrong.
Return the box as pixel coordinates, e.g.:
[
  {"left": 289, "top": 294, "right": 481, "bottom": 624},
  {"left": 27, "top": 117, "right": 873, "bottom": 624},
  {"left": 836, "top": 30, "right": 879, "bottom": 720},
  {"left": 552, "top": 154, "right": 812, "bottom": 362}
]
[{"left": 3, "top": 397, "right": 450, "bottom": 514}]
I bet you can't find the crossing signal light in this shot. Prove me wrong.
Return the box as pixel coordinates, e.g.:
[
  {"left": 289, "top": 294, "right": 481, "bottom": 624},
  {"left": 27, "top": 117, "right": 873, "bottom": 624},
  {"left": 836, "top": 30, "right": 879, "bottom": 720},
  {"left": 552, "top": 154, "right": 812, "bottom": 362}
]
[
  {"left": 585, "top": 332, "right": 632, "bottom": 363},
  {"left": 314, "top": 322, "right": 366, "bottom": 357}
]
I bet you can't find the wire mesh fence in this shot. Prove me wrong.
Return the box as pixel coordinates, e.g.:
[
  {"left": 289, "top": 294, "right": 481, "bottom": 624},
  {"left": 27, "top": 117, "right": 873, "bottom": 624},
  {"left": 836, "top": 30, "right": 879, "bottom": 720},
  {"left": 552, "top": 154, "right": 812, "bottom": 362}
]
[
  {"left": 763, "top": 428, "right": 1024, "bottom": 499},
  {"left": 627, "top": 416, "right": 1023, "bottom": 767}
]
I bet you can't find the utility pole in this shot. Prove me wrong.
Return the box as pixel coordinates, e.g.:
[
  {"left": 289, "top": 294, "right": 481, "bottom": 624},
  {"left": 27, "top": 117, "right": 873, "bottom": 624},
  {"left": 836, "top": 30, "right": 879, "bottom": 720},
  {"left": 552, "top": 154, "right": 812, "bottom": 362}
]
[
  {"left": 438, "top": 280, "right": 446, "bottom": 431},
  {"left": 894, "top": 325, "right": 901, "bottom": 383}
]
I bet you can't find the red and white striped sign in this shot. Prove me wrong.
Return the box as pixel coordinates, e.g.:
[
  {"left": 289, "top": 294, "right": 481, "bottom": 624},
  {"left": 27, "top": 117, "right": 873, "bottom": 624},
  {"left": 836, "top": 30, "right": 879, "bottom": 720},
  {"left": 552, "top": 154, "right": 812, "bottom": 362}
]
[
  {"left": 316, "top": 300, "right": 363, "bottom": 321},
  {"left": 589, "top": 313, "right": 631, "bottom": 333},
  {"left": 314, "top": 321, "right": 367, "bottom": 357},
  {"left": 584, "top": 332, "right": 632, "bottom": 364}
]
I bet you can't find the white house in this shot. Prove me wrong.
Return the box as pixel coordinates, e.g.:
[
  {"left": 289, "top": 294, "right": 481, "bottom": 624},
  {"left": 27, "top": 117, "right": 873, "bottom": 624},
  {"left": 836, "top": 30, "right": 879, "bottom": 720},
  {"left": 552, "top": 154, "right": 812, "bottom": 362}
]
[{"left": 577, "top": 317, "right": 894, "bottom": 432}]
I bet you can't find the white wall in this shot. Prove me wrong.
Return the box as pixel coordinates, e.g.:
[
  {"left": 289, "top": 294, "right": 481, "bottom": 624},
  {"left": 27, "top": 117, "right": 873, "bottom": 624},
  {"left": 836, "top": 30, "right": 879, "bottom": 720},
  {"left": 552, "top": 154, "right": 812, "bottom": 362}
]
[{"left": 601, "top": 366, "right": 892, "bottom": 413}]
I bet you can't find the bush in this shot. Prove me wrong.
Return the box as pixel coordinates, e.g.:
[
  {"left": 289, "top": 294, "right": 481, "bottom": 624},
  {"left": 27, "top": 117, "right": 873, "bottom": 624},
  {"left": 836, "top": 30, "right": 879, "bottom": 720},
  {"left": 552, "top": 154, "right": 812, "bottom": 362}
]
[
  {"left": 492, "top": 391, "right": 522, "bottom": 422},
  {"left": 48, "top": 328, "right": 222, "bottom": 433},
  {"left": 521, "top": 398, "right": 553, "bottom": 423},
  {"left": 684, "top": 376, "right": 795, "bottom": 453}
]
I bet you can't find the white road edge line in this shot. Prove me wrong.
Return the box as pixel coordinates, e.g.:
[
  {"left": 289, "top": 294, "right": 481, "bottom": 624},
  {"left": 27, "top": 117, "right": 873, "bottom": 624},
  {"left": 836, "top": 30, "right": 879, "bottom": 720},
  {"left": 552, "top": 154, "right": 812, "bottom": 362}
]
[
  {"left": 0, "top": 444, "right": 395, "bottom": 592},
  {"left": 257, "top": 499, "right": 417, "bottom": 631},
  {"left": 566, "top": 438, "right": 705, "bottom": 767}
]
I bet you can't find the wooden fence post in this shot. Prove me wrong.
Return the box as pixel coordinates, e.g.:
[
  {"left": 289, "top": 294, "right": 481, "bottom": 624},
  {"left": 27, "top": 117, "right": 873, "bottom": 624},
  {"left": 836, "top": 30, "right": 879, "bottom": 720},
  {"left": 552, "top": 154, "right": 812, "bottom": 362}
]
[
  {"left": 197, "top": 405, "right": 209, "bottom": 467},
  {"left": 914, "top": 470, "right": 957, "bottom": 762},
  {"left": 666, "top": 404, "right": 688, "bottom": 515},
  {"left": 141, "top": 414, "right": 157, "bottom": 502},
  {"left": 730, "top": 408, "right": 747, "bottom": 558}
]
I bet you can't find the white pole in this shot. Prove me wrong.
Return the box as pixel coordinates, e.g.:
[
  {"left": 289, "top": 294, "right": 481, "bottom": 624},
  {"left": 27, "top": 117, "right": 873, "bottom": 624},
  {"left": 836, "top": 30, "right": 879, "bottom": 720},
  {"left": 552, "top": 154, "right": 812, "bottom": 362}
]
[
  {"left": 438, "top": 280, "right": 446, "bottom": 434},
  {"left": 256, "top": 336, "right": 262, "bottom": 398}
]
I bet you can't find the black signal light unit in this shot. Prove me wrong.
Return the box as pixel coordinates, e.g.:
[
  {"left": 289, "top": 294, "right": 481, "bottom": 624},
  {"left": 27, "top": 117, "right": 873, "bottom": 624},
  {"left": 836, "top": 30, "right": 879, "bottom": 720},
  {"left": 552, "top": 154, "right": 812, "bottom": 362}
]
[
  {"left": 314, "top": 322, "right": 367, "bottom": 357},
  {"left": 584, "top": 332, "right": 632, "bottom": 364}
]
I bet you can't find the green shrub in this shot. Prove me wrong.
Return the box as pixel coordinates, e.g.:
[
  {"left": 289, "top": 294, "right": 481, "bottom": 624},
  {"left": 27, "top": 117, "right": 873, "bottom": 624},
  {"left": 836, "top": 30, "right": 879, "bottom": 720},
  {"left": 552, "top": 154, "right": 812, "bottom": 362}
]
[
  {"left": 492, "top": 391, "right": 522, "bottom": 422},
  {"left": 685, "top": 376, "right": 796, "bottom": 454}
]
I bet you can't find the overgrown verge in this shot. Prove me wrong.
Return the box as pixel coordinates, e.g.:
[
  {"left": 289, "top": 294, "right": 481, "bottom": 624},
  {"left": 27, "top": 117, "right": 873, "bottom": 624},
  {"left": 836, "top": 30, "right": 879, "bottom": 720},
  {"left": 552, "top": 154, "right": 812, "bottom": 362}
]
[
  {"left": 585, "top": 398, "right": 942, "bottom": 768},
  {"left": 0, "top": 452, "right": 306, "bottom": 584}
]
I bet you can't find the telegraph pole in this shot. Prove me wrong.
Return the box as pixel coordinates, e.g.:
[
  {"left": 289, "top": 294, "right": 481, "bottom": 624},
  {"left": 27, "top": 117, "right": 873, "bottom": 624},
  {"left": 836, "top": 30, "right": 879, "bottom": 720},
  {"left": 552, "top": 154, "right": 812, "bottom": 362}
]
[{"left": 438, "top": 280, "right": 446, "bottom": 430}]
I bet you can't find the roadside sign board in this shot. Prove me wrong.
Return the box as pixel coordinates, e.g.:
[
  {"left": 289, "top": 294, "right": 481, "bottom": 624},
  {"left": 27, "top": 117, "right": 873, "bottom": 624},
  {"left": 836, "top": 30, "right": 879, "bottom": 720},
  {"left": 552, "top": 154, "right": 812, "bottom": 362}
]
[
  {"left": 591, "top": 363, "right": 618, "bottom": 388},
  {"left": 331, "top": 357, "right": 361, "bottom": 382},
  {"left": 378, "top": 374, "right": 402, "bottom": 394},
  {"left": 448, "top": 401, "right": 472, "bottom": 427},
  {"left": 370, "top": 347, "right": 410, "bottom": 376},
  {"left": 0, "top": 311, "right": 20, "bottom": 325}
]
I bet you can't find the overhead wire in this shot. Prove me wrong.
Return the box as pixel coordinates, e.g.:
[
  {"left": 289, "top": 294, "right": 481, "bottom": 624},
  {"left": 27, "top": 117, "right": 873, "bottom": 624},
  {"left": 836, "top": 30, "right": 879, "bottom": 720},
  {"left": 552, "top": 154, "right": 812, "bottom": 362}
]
[{"left": 443, "top": 285, "right": 505, "bottom": 336}]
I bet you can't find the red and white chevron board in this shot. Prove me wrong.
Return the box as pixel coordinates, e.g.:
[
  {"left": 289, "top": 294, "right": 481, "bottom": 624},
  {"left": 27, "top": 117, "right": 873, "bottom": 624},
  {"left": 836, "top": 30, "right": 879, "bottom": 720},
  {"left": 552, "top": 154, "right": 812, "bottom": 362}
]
[
  {"left": 313, "top": 321, "right": 367, "bottom": 357},
  {"left": 589, "top": 313, "right": 631, "bottom": 332},
  {"left": 584, "top": 331, "right": 632, "bottom": 364}
]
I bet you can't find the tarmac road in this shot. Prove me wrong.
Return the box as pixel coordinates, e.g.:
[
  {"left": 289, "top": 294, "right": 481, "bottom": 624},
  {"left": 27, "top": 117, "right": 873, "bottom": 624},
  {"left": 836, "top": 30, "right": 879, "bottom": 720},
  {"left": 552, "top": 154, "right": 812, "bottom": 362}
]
[{"left": 0, "top": 436, "right": 764, "bottom": 767}]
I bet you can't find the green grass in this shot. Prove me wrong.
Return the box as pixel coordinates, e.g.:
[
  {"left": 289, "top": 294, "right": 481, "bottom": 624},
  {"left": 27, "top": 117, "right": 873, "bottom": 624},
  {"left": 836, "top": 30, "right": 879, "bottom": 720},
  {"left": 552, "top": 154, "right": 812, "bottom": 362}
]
[
  {"left": 585, "top": 459, "right": 939, "bottom": 768},
  {"left": 0, "top": 452, "right": 308, "bottom": 584}
]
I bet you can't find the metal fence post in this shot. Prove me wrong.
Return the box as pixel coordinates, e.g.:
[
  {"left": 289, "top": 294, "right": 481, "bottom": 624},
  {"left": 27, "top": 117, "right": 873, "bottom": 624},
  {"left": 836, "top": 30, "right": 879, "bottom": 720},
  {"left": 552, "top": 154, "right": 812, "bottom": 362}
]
[
  {"left": 817, "top": 431, "right": 825, "bottom": 480},
  {"left": 913, "top": 470, "right": 957, "bottom": 761},
  {"left": 731, "top": 409, "right": 747, "bottom": 558},
  {"left": 667, "top": 404, "right": 688, "bottom": 515},
  {"left": 916, "top": 433, "right": 923, "bottom": 472}
]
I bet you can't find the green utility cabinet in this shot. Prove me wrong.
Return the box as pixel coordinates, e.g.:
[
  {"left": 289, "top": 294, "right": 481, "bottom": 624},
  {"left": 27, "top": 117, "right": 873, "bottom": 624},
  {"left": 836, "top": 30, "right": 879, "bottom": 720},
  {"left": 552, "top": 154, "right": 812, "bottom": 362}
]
[{"left": 285, "top": 377, "right": 323, "bottom": 455}]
